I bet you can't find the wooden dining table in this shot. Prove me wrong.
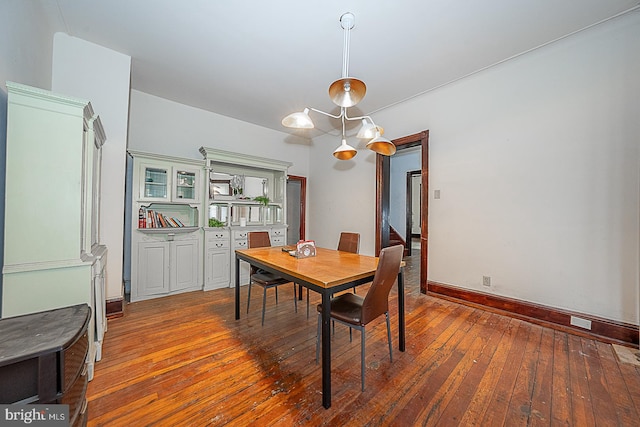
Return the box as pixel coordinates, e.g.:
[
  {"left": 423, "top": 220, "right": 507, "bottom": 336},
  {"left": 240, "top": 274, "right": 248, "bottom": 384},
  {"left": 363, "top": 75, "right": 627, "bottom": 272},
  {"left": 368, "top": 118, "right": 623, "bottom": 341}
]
[{"left": 235, "top": 246, "right": 406, "bottom": 409}]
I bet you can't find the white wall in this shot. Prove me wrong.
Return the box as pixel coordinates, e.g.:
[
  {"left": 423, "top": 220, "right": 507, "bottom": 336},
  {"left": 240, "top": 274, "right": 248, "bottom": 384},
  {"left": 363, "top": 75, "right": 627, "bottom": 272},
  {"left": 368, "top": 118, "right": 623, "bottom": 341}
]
[
  {"left": 0, "top": 1, "right": 56, "bottom": 315},
  {"left": 128, "top": 90, "right": 310, "bottom": 177},
  {"left": 308, "top": 12, "right": 639, "bottom": 324},
  {"left": 0, "top": 2, "right": 54, "bottom": 91},
  {"left": 51, "top": 33, "right": 131, "bottom": 301}
]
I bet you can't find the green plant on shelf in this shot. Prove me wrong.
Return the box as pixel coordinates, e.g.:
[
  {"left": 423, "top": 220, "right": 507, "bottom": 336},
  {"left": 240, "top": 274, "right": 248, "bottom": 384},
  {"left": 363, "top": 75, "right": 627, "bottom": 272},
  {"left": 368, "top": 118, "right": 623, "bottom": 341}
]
[
  {"left": 208, "top": 218, "right": 226, "bottom": 227},
  {"left": 253, "top": 196, "right": 270, "bottom": 206}
]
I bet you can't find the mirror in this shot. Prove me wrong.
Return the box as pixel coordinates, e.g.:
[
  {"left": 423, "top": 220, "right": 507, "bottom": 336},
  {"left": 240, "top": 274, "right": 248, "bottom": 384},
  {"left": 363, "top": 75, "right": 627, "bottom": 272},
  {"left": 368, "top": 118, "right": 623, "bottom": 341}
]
[
  {"left": 209, "top": 180, "right": 231, "bottom": 198},
  {"left": 210, "top": 172, "right": 267, "bottom": 199}
]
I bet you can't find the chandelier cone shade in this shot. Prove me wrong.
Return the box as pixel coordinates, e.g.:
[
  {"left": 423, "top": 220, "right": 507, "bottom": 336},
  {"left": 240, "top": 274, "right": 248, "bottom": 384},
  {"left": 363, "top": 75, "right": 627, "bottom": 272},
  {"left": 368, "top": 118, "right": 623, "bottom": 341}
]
[
  {"left": 329, "top": 78, "right": 366, "bottom": 108},
  {"left": 281, "top": 12, "right": 396, "bottom": 160},
  {"left": 356, "top": 119, "right": 384, "bottom": 139},
  {"left": 366, "top": 132, "right": 396, "bottom": 156},
  {"left": 282, "top": 108, "right": 314, "bottom": 129},
  {"left": 333, "top": 138, "right": 358, "bottom": 160}
]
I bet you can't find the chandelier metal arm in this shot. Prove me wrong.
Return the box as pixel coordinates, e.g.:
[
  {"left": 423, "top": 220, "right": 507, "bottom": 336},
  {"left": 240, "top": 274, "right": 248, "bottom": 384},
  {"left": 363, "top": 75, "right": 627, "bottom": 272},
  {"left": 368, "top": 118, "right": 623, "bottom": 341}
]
[
  {"left": 306, "top": 107, "right": 379, "bottom": 127},
  {"left": 343, "top": 110, "right": 377, "bottom": 125},
  {"left": 307, "top": 107, "right": 344, "bottom": 120}
]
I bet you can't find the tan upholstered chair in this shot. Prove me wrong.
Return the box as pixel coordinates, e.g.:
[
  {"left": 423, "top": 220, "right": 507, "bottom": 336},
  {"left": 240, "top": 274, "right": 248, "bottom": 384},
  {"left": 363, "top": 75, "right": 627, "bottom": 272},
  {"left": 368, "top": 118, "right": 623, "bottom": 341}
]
[
  {"left": 315, "top": 244, "right": 403, "bottom": 391},
  {"left": 247, "top": 231, "right": 297, "bottom": 326}
]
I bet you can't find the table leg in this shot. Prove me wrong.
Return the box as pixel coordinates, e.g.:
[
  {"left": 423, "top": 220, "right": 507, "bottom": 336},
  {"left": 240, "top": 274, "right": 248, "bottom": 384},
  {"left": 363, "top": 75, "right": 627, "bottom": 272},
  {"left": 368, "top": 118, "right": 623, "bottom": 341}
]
[
  {"left": 321, "top": 290, "right": 332, "bottom": 408},
  {"left": 398, "top": 267, "right": 405, "bottom": 352},
  {"left": 235, "top": 256, "right": 241, "bottom": 320}
]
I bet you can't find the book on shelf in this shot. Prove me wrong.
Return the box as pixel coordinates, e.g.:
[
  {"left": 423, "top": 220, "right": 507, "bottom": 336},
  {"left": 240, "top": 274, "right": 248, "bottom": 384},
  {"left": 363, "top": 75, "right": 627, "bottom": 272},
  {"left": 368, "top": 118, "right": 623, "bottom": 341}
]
[{"left": 139, "top": 207, "right": 189, "bottom": 228}]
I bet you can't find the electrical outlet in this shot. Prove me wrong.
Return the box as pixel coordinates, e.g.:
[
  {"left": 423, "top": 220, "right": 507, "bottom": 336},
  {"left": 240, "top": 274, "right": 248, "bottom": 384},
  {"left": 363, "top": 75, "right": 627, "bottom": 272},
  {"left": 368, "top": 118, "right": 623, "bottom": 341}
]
[
  {"left": 434, "top": 190, "right": 441, "bottom": 199},
  {"left": 482, "top": 276, "right": 491, "bottom": 287},
  {"left": 570, "top": 316, "right": 592, "bottom": 330}
]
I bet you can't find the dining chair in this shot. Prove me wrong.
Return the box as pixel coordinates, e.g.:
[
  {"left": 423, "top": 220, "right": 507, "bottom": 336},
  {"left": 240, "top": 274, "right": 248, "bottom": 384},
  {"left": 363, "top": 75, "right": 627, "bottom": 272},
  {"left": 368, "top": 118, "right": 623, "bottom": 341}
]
[
  {"left": 246, "top": 231, "right": 297, "bottom": 326},
  {"left": 306, "top": 232, "right": 361, "bottom": 318},
  {"left": 315, "top": 244, "right": 403, "bottom": 391}
]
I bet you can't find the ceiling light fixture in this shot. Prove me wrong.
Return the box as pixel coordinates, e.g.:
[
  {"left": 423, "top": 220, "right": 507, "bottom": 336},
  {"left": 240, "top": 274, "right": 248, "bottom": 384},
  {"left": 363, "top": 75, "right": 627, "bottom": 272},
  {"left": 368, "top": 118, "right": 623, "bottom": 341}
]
[{"left": 282, "top": 12, "right": 396, "bottom": 160}]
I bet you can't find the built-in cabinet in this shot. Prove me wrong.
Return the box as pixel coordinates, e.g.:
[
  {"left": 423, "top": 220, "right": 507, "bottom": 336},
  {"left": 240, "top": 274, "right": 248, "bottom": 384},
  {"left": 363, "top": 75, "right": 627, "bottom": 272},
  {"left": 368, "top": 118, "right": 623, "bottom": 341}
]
[
  {"left": 128, "top": 148, "right": 292, "bottom": 300},
  {"left": 129, "top": 151, "right": 205, "bottom": 302},
  {"left": 2, "top": 82, "right": 107, "bottom": 380},
  {"left": 201, "top": 147, "right": 292, "bottom": 288}
]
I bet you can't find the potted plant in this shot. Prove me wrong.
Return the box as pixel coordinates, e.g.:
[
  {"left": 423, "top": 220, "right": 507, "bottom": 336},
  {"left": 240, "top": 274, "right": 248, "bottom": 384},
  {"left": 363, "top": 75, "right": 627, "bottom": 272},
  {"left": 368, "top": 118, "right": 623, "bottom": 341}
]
[{"left": 208, "top": 218, "right": 226, "bottom": 228}]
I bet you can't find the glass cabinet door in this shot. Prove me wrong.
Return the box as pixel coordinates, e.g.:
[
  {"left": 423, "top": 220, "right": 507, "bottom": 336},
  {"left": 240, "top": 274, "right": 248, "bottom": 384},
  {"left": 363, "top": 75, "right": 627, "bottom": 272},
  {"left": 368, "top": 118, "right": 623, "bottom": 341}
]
[
  {"left": 172, "top": 167, "right": 200, "bottom": 203},
  {"left": 141, "top": 165, "right": 169, "bottom": 200},
  {"left": 175, "top": 170, "right": 196, "bottom": 200}
]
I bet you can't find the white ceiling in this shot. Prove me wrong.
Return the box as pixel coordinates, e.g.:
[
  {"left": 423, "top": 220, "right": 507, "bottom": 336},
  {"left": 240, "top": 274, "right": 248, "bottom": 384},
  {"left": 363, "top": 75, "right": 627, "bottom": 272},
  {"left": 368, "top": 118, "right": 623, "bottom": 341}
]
[{"left": 42, "top": 0, "right": 638, "bottom": 138}]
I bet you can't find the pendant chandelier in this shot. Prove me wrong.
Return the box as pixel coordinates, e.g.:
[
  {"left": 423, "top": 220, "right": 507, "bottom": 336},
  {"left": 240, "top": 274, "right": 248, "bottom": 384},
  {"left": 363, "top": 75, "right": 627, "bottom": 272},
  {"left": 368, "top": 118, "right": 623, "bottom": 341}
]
[{"left": 282, "top": 12, "right": 396, "bottom": 160}]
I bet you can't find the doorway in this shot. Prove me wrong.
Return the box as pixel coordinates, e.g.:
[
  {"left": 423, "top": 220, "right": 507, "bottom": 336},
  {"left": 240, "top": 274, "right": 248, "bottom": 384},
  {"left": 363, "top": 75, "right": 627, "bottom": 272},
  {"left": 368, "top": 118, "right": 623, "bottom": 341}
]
[
  {"left": 376, "top": 130, "right": 429, "bottom": 293},
  {"left": 286, "top": 175, "right": 306, "bottom": 245},
  {"left": 405, "top": 170, "right": 421, "bottom": 257}
]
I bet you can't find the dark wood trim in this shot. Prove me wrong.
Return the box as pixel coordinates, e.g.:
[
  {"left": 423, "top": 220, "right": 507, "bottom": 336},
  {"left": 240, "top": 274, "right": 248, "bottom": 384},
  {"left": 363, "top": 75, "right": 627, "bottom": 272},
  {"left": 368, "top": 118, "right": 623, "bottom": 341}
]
[
  {"left": 376, "top": 130, "right": 429, "bottom": 293},
  {"left": 428, "top": 281, "right": 639, "bottom": 347},
  {"left": 287, "top": 175, "right": 306, "bottom": 241},
  {"left": 106, "top": 297, "right": 124, "bottom": 319}
]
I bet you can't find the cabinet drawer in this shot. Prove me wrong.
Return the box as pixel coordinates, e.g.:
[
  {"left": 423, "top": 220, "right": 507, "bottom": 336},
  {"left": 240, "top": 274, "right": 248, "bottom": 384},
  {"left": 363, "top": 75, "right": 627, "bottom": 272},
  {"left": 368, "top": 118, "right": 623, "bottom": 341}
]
[
  {"left": 209, "top": 239, "right": 230, "bottom": 250},
  {"left": 271, "top": 229, "right": 285, "bottom": 237},
  {"left": 233, "top": 230, "right": 249, "bottom": 240},
  {"left": 61, "top": 364, "right": 87, "bottom": 426},
  {"left": 233, "top": 240, "right": 248, "bottom": 249},
  {"left": 271, "top": 236, "right": 285, "bottom": 246},
  {"left": 209, "top": 231, "right": 229, "bottom": 240},
  {"left": 61, "top": 332, "right": 89, "bottom": 392}
]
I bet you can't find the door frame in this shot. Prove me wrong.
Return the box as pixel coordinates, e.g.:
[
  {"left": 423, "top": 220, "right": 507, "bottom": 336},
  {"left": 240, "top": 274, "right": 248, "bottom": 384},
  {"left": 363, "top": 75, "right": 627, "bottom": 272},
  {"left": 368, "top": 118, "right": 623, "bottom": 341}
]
[{"left": 376, "top": 130, "right": 429, "bottom": 293}]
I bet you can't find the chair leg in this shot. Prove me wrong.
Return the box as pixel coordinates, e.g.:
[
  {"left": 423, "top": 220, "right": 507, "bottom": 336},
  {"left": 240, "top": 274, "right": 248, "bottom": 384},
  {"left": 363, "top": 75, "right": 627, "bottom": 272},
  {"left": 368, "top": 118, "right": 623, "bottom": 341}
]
[
  {"left": 261, "top": 287, "right": 267, "bottom": 326},
  {"left": 293, "top": 283, "right": 297, "bottom": 313},
  {"left": 315, "top": 313, "right": 321, "bottom": 364},
  {"left": 306, "top": 288, "right": 310, "bottom": 319},
  {"left": 385, "top": 312, "right": 393, "bottom": 362},
  {"left": 246, "top": 281, "right": 252, "bottom": 314},
  {"left": 275, "top": 287, "right": 278, "bottom": 304},
  {"left": 361, "top": 327, "right": 366, "bottom": 392}
]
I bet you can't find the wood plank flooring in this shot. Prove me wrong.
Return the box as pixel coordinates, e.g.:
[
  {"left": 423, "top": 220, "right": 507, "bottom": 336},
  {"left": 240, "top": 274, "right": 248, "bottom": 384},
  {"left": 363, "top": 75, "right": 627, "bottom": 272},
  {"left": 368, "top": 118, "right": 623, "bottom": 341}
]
[{"left": 87, "top": 258, "right": 640, "bottom": 426}]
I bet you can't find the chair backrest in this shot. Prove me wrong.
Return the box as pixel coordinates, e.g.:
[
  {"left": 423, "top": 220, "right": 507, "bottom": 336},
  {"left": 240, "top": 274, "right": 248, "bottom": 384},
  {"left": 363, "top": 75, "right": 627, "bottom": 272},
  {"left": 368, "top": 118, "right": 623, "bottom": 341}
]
[
  {"left": 247, "top": 231, "right": 272, "bottom": 275},
  {"left": 361, "top": 245, "right": 404, "bottom": 325},
  {"left": 337, "top": 232, "right": 360, "bottom": 254},
  {"left": 248, "top": 231, "right": 271, "bottom": 249}
]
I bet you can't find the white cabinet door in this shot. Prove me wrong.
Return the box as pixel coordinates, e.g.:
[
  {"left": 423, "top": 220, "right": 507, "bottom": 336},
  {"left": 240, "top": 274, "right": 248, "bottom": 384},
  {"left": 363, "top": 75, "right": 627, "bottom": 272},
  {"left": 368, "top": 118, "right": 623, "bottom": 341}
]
[
  {"left": 171, "top": 239, "right": 199, "bottom": 292},
  {"left": 138, "top": 241, "right": 170, "bottom": 296},
  {"left": 204, "top": 230, "right": 230, "bottom": 290},
  {"left": 205, "top": 248, "right": 230, "bottom": 290}
]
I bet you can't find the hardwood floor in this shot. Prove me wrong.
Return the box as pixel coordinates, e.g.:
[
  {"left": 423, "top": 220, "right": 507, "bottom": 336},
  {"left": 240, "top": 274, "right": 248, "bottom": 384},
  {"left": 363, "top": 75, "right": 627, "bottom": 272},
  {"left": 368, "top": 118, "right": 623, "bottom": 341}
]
[{"left": 87, "top": 254, "right": 640, "bottom": 426}]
